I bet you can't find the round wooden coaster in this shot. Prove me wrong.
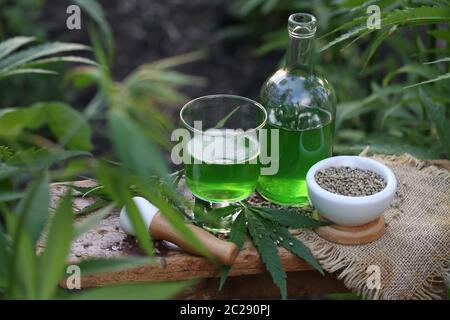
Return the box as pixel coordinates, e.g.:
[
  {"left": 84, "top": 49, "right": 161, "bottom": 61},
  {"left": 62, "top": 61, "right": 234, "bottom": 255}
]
[{"left": 314, "top": 213, "right": 385, "bottom": 245}]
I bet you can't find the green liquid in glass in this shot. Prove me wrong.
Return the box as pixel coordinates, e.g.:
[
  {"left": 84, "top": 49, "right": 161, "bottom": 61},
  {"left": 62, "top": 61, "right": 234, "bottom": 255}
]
[
  {"left": 258, "top": 109, "right": 333, "bottom": 205},
  {"left": 185, "top": 133, "right": 260, "bottom": 203}
]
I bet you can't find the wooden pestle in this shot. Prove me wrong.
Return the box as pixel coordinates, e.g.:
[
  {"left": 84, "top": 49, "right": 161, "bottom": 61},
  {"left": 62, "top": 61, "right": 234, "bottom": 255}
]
[{"left": 119, "top": 197, "right": 238, "bottom": 266}]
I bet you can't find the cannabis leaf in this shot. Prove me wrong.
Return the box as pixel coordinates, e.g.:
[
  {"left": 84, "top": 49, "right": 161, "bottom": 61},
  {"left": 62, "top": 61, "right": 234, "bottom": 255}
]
[
  {"left": 219, "top": 212, "right": 247, "bottom": 290},
  {"left": 163, "top": 169, "right": 185, "bottom": 187},
  {"left": 194, "top": 204, "right": 242, "bottom": 229},
  {"left": 215, "top": 204, "right": 326, "bottom": 299},
  {"left": 250, "top": 206, "right": 329, "bottom": 229},
  {"left": 260, "top": 218, "right": 324, "bottom": 275},
  {"left": 64, "top": 184, "right": 111, "bottom": 200},
  {"left": 245, "top": 208, "right": 287, "bottom": 299},
  {"left": 75, "top": 198, "right": 110, "bottom": 216},
  {"left": 321, "top": 6, "right": 450, "bottom": 53},
  {"left": 75, "top": 204, "right": 115, "bottom": 236}
]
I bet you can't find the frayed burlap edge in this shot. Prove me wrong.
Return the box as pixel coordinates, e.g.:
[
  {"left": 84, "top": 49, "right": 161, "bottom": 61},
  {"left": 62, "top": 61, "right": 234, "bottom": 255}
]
[{"left": 296, "top": 152, "right": 450, "bottom": 300}]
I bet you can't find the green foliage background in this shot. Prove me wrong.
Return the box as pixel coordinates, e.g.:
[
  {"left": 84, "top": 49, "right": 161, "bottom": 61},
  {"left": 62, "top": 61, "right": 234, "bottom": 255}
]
[
  {"left": 0, "top": 0, "right": 205, "bottom": 300},
  {"left": 226, "top": 0, "right": 450, "bottom": 159}
]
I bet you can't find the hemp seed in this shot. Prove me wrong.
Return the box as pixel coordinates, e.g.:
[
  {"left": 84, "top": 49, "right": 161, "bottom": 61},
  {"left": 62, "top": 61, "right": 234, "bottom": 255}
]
[{"left": 315, "top": 166, "right": 386, "bottom": 197}]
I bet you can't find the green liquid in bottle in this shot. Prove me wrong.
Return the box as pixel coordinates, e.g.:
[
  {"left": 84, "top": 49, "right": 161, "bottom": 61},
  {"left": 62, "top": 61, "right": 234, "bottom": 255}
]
[
  {"left": 185, "top": 133, "right": 260, "bottom": 203},
  {"left": 258, "top": 109, "right": 333, "bottom": 205},
  {"left": 257, "top": 13, "right": 336, "bottom": 206}
]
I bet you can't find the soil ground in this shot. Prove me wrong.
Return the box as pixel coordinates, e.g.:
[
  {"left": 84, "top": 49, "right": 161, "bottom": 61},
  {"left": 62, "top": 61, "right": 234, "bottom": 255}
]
[{"left": 44, "top": 0, "right": 281, "bottom": 101}]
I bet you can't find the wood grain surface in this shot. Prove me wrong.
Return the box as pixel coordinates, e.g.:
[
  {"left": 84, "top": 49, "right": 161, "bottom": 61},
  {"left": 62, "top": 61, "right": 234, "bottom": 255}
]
[
  {"left": 50, "top": 181, "right": 340, "bottom": 296},
  {"left": 49, "top": 157, "right": 450, "bottom": 298}
]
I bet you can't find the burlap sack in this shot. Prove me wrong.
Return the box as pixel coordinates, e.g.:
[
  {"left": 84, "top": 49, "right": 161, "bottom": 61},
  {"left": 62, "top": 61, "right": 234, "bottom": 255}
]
[{"left": 294, "top": 154, "right": 450, "bottom": 300}]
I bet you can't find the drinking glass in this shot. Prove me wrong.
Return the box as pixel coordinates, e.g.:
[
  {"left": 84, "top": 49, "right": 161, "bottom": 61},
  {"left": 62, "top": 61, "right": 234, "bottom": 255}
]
[{"left": 179, "top": 95, "right": 267, "bottom": 231}]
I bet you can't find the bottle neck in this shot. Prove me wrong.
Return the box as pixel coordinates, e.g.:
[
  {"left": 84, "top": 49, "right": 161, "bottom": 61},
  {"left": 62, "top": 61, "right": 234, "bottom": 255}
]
[
  {"left": 285, "top": 13, "right": 317, "bottom": 72},
  {"left": 285, "top": 35, "right": 314, "bottom": 71}
]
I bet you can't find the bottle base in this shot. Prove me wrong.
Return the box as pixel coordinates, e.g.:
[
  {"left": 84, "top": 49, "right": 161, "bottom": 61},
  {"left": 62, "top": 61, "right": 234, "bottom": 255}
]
[
  {"left": 257, "top": 176, "right": 312, "bottom": 206},
  {"left": 256, "top": 188, "right": 310, "bottom": 207}
]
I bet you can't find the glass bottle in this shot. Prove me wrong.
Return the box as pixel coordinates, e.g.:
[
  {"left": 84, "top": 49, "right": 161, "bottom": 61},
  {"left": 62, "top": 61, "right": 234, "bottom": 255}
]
[{"left": 258, "top": 13, "right": 336, "bottom": 206}]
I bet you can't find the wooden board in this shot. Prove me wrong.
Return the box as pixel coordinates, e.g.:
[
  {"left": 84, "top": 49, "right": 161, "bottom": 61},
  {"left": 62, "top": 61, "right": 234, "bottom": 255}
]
[
  {"left": 178, "top": 271, "right": 347, "bottom": 299},
  {"left": 55, "top": 204, "right": 319, "bottom": 284},
  {"left": 48, "top": 181, "right": 347, "bottom": 297},
  {"left": 49, "top": 157, "right": 450, "bottom": 299}
]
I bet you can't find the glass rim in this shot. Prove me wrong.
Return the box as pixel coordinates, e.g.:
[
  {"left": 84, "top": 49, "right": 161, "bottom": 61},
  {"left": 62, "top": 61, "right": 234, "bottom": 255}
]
[{"left": 179, "top": 94, "right": 268, "bottom": 135}]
